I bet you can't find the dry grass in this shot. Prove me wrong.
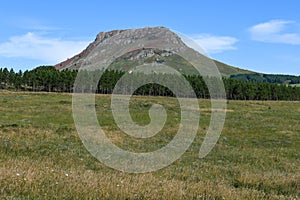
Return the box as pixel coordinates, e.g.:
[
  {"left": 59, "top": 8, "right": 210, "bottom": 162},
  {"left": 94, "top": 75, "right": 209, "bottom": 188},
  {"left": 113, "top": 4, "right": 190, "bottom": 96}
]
[
  {"left": 0, "top": 92, "right": 299, "bottom": 199},
  {"left": 2, "top": 155, "right": 294, "bottom": 200}
]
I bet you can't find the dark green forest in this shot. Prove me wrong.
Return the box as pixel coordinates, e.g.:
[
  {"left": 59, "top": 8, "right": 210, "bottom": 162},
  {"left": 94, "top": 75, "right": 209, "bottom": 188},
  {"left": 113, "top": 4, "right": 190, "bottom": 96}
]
[
  {"left": 230, "top": 73, "right": 300, "bottom": 84},
  {"left": 1, "top": 66, "right": 300, "bottom": 101}
]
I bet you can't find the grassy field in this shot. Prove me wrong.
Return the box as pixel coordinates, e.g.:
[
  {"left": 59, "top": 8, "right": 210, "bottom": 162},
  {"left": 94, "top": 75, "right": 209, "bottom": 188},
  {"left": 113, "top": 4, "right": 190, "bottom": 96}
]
[
  {"left": 0, "top": 91, "right": 299, "bottom": 199},
  {"left": 290, "top": 84, "right": 300, "bottom": 87}
]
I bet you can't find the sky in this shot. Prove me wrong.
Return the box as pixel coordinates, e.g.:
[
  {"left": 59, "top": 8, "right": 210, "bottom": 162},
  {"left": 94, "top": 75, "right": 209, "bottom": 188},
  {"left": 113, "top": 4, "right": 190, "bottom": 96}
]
[{"left": 0, "top": 0, "right": 299, "bottom": 75}]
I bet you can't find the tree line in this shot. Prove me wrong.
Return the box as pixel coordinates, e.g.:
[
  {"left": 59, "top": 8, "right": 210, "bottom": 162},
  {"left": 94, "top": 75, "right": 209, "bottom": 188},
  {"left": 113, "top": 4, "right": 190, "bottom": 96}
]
[
  {"left": 0, "top": 66, "right": 77, "bottom": 92},
  {"left": 1, "top": 66, "right": 300, "bottom": 101},
  {"left": 230, "top": 73, "right": 300, "bottom": 84}
]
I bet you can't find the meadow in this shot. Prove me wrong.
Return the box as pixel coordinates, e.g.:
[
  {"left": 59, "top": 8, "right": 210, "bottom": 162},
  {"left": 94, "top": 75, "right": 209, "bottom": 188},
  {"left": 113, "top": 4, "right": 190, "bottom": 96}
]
[{"left": 0, "top": 91, "right": 299, "bottom": 199}]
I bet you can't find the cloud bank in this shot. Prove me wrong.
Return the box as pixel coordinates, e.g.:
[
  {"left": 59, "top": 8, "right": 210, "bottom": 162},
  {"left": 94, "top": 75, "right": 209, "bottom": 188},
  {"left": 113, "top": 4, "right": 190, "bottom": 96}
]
[
  {"left": 249, "top": 20, "right": 300, "bottom": 45},
  {"left": 0, "top": 32, "right": 89, "bottom": 64},
  {"left": 187, "top": 34, "right": 238, "bottom": 54}
]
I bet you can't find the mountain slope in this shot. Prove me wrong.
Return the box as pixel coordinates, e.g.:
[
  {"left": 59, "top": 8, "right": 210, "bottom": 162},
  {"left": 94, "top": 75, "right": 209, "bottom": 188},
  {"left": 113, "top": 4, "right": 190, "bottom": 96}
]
[{"left": 55, "top": 27, "right": 254, "bottom": 77}]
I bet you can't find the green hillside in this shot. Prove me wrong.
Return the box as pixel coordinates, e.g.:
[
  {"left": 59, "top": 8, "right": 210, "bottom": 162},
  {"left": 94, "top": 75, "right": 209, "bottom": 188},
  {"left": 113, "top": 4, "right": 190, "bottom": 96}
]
[
  {"left": 108, "top": 49, "right": 255, "bottom": 77},
  {"left": 213, "top": 60, "right": 254, "bottom": 77}
]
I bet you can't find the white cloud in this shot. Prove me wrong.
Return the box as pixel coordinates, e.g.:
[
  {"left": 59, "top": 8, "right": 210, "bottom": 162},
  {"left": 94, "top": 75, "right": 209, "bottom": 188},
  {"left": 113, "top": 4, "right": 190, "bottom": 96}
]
[
  {"left": 187, "top": 34, "right": 238, "bottom": 54},
  {"left": 249, "top": 20, "right": 300, "bottom": 45},
  {"left": 0, "top": 32, "right": 89, "bottom": 63}
]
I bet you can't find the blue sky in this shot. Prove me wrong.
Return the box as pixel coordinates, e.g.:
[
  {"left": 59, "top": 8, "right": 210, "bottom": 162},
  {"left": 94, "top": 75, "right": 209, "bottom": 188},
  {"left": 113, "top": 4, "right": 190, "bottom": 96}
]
[{"left": 0, "top": 0, "right": 299, "bottom": 75}]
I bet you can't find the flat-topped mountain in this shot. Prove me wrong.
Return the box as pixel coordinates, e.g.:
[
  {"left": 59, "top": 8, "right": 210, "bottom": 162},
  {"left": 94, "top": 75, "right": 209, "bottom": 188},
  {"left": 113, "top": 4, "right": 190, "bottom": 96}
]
[{"left": 55, "top": 27, "right": 253, "bottom": 77}]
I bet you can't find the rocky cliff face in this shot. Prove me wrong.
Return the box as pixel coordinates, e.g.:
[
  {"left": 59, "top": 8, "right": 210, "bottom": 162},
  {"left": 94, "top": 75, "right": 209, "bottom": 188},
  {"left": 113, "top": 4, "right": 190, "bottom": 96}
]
[
  {"left": 55, "top": 27, "right": 186, "bottom": 70},
  {"left": 55, "top": 29, "right": 127, "bottom": 70}
]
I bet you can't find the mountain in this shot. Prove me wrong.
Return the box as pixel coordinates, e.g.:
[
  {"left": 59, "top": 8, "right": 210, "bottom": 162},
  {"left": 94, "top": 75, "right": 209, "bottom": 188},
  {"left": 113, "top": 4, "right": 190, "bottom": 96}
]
[{"left": 55, "top": 27, "right": 253, "bottom": 77}]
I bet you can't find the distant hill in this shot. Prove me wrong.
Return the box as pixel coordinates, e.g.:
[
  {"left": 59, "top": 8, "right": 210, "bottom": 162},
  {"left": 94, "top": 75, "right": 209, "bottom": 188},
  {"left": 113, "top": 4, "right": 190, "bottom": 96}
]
[
  {"left": 55, "top": 27, "right": 255, "bottom": 77},
  {"left": 230, "top": 73, "right": 300, "bottom": 85}
]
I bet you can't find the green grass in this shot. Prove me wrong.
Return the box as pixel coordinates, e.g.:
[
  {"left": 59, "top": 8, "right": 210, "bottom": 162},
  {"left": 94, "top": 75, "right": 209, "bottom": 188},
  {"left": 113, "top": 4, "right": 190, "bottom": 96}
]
[
  {"left": 290, "top": 84, "right": 300, "bottom": 87},
  {"left": 0, "top": 91, "right": 299, "bottom": 199}
]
